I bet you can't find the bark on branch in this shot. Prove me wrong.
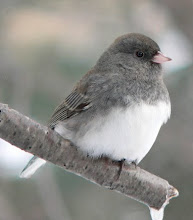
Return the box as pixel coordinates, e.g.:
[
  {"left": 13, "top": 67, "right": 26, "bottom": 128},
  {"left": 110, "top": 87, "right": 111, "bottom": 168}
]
[{"left": 0, "top": 103, "right": 178, "bottom": 210}]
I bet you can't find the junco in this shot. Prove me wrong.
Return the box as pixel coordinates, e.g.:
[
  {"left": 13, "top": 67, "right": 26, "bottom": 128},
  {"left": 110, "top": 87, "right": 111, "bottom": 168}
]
[{"left": 20, "top": 33, "right": 171, "bottom": 178}]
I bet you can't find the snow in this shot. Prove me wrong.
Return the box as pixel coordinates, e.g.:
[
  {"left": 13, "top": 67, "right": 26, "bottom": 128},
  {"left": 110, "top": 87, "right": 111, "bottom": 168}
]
[
  {"left": 0, "top": 138, "right": 32, "bottom": 176},
  {"left": 149, "top": 206, "right": 165, "bottom": 220}
]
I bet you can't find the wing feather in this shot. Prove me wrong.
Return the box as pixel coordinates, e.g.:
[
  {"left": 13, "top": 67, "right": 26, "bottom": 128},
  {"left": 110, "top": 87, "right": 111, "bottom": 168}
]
[{"left": 47, "top": 90, "right": 90, "bottom": 128}]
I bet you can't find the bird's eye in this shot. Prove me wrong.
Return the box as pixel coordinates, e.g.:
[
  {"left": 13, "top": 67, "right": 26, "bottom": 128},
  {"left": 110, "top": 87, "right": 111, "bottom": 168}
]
[{"left": 136, "top": 51, "right": 144, "bottom": 58}]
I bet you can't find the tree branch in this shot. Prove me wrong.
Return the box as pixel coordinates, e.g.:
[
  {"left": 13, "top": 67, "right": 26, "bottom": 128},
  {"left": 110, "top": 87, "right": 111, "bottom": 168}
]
[{"left": 0, "top": 103, "right": 178, "bottom": 210}]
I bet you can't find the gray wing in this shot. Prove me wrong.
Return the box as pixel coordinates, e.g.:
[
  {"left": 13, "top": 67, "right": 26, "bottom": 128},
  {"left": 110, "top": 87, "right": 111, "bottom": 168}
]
[{"left": 47, "top": 90, "right": 91, "bottom": 129}]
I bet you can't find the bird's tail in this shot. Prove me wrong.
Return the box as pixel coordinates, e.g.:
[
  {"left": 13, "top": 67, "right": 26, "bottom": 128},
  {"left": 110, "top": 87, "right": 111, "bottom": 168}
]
[{"left": 20, "top": 156, "right": 46, "bottom": 178}]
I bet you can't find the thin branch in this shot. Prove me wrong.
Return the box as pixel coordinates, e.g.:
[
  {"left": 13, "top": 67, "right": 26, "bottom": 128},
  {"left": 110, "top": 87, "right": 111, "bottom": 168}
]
[{"left": 0, "top": 103, "right": 178, "bottom": 210}]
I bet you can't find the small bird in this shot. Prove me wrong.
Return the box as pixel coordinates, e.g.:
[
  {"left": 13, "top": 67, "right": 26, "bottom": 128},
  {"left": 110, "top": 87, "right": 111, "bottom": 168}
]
[{"left": 20, "top": 33, "right": 171, "bottom": 178}]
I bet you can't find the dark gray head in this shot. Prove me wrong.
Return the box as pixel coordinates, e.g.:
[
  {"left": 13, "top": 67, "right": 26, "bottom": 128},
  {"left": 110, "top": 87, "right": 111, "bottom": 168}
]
[{"left": 95, "top": 33, "right": 171, "bottom": 79}]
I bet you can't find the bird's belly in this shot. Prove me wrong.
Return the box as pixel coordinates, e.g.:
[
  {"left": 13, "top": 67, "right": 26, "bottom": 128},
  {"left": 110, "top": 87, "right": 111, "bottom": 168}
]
[{"left": 75, "top": 101, "right": 171, "bottom": 163}]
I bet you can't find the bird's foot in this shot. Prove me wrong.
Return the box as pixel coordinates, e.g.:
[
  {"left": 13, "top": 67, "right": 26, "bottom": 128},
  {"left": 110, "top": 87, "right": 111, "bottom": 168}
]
[{"left": 131, "top": 160, "right": 137, "bottom": 169}]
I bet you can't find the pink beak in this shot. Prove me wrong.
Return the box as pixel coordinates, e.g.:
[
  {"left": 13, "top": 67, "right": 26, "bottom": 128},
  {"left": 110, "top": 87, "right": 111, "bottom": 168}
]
[{"left": 152, "top": 51, "right": 172, "bottom": 64}]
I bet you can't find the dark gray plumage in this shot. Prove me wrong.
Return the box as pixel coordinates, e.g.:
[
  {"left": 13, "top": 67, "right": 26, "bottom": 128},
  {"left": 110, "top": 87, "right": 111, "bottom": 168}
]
[{"left": 20, "top": 33, "right": 171, "bottom": 178}]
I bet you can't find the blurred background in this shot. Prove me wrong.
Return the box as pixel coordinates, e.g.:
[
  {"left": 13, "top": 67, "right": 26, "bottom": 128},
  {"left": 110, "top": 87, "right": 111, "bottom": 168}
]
[{"left": 0, "top": 0, "right": 192, "bottom": 219}]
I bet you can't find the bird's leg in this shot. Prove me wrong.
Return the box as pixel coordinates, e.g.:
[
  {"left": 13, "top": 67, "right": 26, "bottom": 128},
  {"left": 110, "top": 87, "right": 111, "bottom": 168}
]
[
  {"left": 102, "top": 156, "right": 110, "bottom": 165},
  {"left": 115, "top": 159, "right": 126, "bottom": 181}
]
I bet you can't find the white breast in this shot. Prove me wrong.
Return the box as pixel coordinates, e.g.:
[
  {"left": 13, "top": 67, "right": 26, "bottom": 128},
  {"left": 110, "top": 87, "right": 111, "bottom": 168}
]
[{"left": 72, "top": 101, "right": 171, "bottom": 164}]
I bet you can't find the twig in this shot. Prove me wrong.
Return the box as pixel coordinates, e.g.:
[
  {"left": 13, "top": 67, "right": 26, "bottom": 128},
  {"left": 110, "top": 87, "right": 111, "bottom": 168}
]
[{"left": 0, "top": 103, "right": 178, "bottom": 210}]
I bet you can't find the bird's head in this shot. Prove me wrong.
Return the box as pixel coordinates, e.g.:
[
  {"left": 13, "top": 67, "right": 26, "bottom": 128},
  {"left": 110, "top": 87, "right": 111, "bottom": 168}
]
[{"left": 96, "top": 33, "right": 171, "bottom": 79}]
